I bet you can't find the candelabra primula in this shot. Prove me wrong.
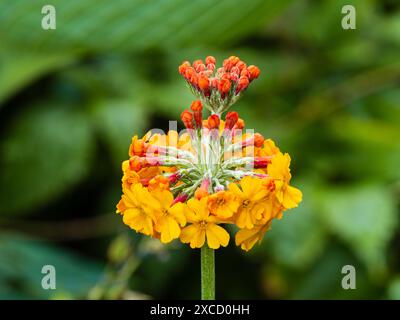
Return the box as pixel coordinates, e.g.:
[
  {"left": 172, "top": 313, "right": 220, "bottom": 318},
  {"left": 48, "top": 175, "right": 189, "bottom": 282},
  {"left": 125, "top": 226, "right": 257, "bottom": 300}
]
[{"left": 116, "top": 55, "right": 302, "bottom": 299}]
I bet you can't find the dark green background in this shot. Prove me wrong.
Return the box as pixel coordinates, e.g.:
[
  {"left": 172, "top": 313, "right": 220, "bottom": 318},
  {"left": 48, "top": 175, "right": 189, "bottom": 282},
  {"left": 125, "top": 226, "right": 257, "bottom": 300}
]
[{"left": 0, "top": 0, "right": 399, "bottom": 299}]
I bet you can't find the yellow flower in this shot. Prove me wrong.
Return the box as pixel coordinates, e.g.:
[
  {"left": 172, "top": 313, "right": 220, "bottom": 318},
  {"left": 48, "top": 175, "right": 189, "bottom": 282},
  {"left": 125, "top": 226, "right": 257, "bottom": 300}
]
[
  {"left": 120, "top": 183, "right": 158, "bottom": 236},
  {"left": 268, "top": 153, "right": 302, "bottom": 209},
  {"left": 148, "top": 175, "right": 170, "bottom": 192},
  {"left": 150, "top": 190, "right": 187, "bottom": 243},
  {"left": 207, "top": 191, "right": 240, "bottom": 219},
  {"left": 235, "top": 221, "right": 272, "bottom": 251},
  {"left": 121, "top": 160, "right": 141, "bottom": 190},
  {"left": 257, "top": 139, "right": 280, "bottom": 157},
  {"left": 129, "top": 131, "right": 151, "bottom": 157},
  {"left": 180, "top": 198, "right": 230, "bottom": 249},
  {"left": 149, "top": 130, "right": 192, "bottom": 151},
  {"left": 228, "top": 176, "right": 269, "bottom": 229}
]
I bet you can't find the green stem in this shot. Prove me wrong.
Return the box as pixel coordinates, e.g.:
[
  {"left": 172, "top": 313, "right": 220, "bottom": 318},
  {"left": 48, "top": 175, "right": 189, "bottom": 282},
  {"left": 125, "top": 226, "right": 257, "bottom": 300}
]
[{"left": 201, "top": 245, "right": 215, "bottom": 300}]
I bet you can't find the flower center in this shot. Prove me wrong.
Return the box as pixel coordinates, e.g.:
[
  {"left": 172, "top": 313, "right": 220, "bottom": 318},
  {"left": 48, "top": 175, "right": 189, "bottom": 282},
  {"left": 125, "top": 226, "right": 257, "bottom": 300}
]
[
  {"left": 242, "top": 199, "right": 250, "bottom": 208},
  {"left": 199, "top": 220, "right": 207, "bottom": 229},
  {"left": 216, "top": 198, "right": 225, "bottom": 206}
]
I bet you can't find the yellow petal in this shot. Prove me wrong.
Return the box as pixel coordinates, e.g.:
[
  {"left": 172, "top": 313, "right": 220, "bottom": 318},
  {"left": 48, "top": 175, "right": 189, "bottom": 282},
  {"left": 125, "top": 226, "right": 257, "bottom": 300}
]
[
  {"left": 187, "top": 198, "right": 209, "bottom": 221},
  {"left": 180, "top": 224, "right": 205, "bottom": 248},
  {"left": 239, "top": 177, "right": 267, "bottom": 202},
  {"left": 267, "top": 152, "right": 291, "bottom": 182},
  {"left": 123, "top": 208, "right": 154, "bottom": 236},
  {"left": 228, "top": 182, "right": 244, "bottom": 198},
  {"left": 168, "top": 202, "right": 187, "bottom": 226},
  {"left": 235, "top": 222, "right": 271, "bottom": 251},
  {"left": 206, "top": 224, "right": 230, "bottom": 249},
  {"left": 282, "top": 185, "right": 302, "bottom": 209},
  {"left": 273, "top": 180, "right": 285, "bottom": 204},
  {"left": 235, "top": 207, "right": 255, "bottom": 229},
  {"left": 235, "top": 227, "right": 259, "bottom": 252},
  {"left": 152, "top": 189, "right": 174, "bottom": 209},
  {"left": 158, "top": 216, "right": 181, "bottom": 243},
  {"left": 239, "top": 176, "right": 255, "bottom": 197}
]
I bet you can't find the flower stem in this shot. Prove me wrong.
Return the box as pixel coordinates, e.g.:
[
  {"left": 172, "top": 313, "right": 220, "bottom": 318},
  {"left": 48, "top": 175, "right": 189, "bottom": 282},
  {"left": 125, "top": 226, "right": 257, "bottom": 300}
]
[{"left": 201, "top": 245, "right": 215, "bottom": 300}]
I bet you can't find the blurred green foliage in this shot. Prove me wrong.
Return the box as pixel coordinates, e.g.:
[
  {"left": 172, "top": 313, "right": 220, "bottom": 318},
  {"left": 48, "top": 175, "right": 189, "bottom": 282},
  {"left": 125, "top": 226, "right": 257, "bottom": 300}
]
[{"left": 0, "top": 0, "right": 399, "bottom": 299}]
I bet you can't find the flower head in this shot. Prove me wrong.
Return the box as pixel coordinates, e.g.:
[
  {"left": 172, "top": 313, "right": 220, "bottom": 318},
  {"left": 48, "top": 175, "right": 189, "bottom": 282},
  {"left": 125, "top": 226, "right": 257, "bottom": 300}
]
[{"left": 116, "top": 55, "right": 301, "bottom": 252}]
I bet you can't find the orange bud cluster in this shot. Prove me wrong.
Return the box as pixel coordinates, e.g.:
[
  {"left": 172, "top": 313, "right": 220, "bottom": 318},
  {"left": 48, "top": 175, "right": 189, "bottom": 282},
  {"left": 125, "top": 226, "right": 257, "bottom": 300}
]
[
  {"left": 178, "top": 56, "right": 261, "bottom": 111},
  {"left": 180, "top": 100, "right": 205, "bottom": 130}
]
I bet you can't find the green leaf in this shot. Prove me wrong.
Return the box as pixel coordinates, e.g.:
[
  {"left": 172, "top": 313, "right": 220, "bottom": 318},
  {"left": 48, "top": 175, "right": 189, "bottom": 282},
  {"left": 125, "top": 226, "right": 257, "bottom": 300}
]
[
  {"left": 0, "top": 233, "right": 103, "bottom": 299},
  {"left": 265, "top": 181, "right": 327, "bottom": 270},
  {"left": 387, "top": 277, "right": 400, "bottom": 300},
  {"left": 1, "top": 0, "right": 294, "bottom": 53},
  {"left": 91, "top": 99, "right": 149, "bottom": 165},
  {"left": 0, "top": 50, "right": 74, "bottom": 105},
  {"left": 292, "top": 245, "right": 375, "bottom": 299},
  {"left": 317, "top": 184, "right": 397, "bottom": 275},
  {"left": 0, "top": 104, "right": 94, "bottom": 215}
]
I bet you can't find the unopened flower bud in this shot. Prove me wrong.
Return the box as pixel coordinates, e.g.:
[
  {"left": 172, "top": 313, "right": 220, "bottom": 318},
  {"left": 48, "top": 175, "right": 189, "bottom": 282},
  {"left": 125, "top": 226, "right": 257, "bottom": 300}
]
[
  {"left": 171, "top": 193, "right": 188, "bottom": 205},
  {"left": 254, "top": 133, "right": 265, "bottom": 148},
  {"left": 207, "top": 114, "right": 220, "bottom": 129},
  {"left": 195, "top": 63, "right": 206, "bottom": 73},
  {"left": 195, "top": 187, "right": 209, "bottom": 200},
  {"left": 205, "top": 56, "right": 216, "bottom": 65},
  {"left": 207, "top": 63, "right": 215, "bottom": 71},
  {"left": 225, "top": 111, "right": 239, "bottom": 130},
  {"left": 229, "top": 73, "right": 239, "bottom": 82},
  {"left": 230, "top": 66, "right": 240, "bottom": 75},
  {"left": 235, "top": 118, "right": 245, "bottom": 129},
  {"left": 210, "top": 78, "right": 219, "bottom": 89},
  {"left": 192, "top": 59, "right": 204, "bottom": 70},
  {"left": 178, "top": 61, "right": 190, "bottom": 75},
  {"left": 236, "top": 61, "right": 247, "bottom": 71},
  {"left": 229, "top": 56, "right": 240, "bottom": 66},
  {"left": 218, "top": 78, "right": 231, "bottom": 95},
  {"left": 181, "top": 110, "right": 194, "bottom": 129},
  {"left": 254, "top": 156, "right": 272, "bottom": 168},
  {"left": 195, "top": 178, "right": 211, "bottom": 199},
  {"left": 129, "top": 156, "right": 142, "bottom": 172},
  {"left": 240, "top": 68, "right": 250, "bottom": 78},
  {"left": 247, "top": 65, "right": 260, "bottom": 80},
  {"left": 198, "top": 74, "right": 210, "bottom": 92},
  {"left": 236, "top": 76, "right": 249, "bottom": 93},
  {"left": 190, "top": 100, "right": 203, "bottom": 128}
]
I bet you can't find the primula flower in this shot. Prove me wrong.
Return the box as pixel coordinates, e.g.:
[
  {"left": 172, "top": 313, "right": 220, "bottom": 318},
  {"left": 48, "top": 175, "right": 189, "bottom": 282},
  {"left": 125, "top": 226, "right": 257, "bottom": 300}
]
[
  {"left": 180, "top": 198, "right": 230, "bottom": 249},
  {"left": 235, "top": 222, "right": 271, "bottom": 252},
  {"left": 267, "top": 152, "right": 303, "bottom": 209},
  {"left": 117, "top": 55, "right": 301, "bottom": 251},
  {"left": 228, "top": 176, "right": 269, "bottom": 229},
  {"left": 151, "top": 190, "right": 187, "bottom": 243},
  {"left": 207, "top": 191, "right": 240, "bottom": 219},
  {"left": 116, "top": 55, "right": 302, "bottom": 299},
  {"left": 119, "top": 183, "right": 158, "bottom": 236}
]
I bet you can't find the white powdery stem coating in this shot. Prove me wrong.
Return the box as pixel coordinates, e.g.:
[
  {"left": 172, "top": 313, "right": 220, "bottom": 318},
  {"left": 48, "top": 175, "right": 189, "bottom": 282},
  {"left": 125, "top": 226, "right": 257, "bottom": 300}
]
[
  {"left": 157, "top": 156, "right": 193, "bottom": 167},
  {"left": 221, "top": 156, "right": 255, "bottom": 169}
]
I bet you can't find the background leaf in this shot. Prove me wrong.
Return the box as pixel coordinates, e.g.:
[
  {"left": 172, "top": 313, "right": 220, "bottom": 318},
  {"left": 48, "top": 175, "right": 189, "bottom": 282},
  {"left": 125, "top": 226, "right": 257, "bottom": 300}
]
[{"left": 0, "top": 104, "right": 94, "bottom": 215}]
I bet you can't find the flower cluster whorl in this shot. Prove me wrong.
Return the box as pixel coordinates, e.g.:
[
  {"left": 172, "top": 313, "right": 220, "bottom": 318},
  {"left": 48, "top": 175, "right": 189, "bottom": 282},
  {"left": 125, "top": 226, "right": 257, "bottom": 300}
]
[{"left": 116, "top": 56, "right": 302, "bottom": 251}]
